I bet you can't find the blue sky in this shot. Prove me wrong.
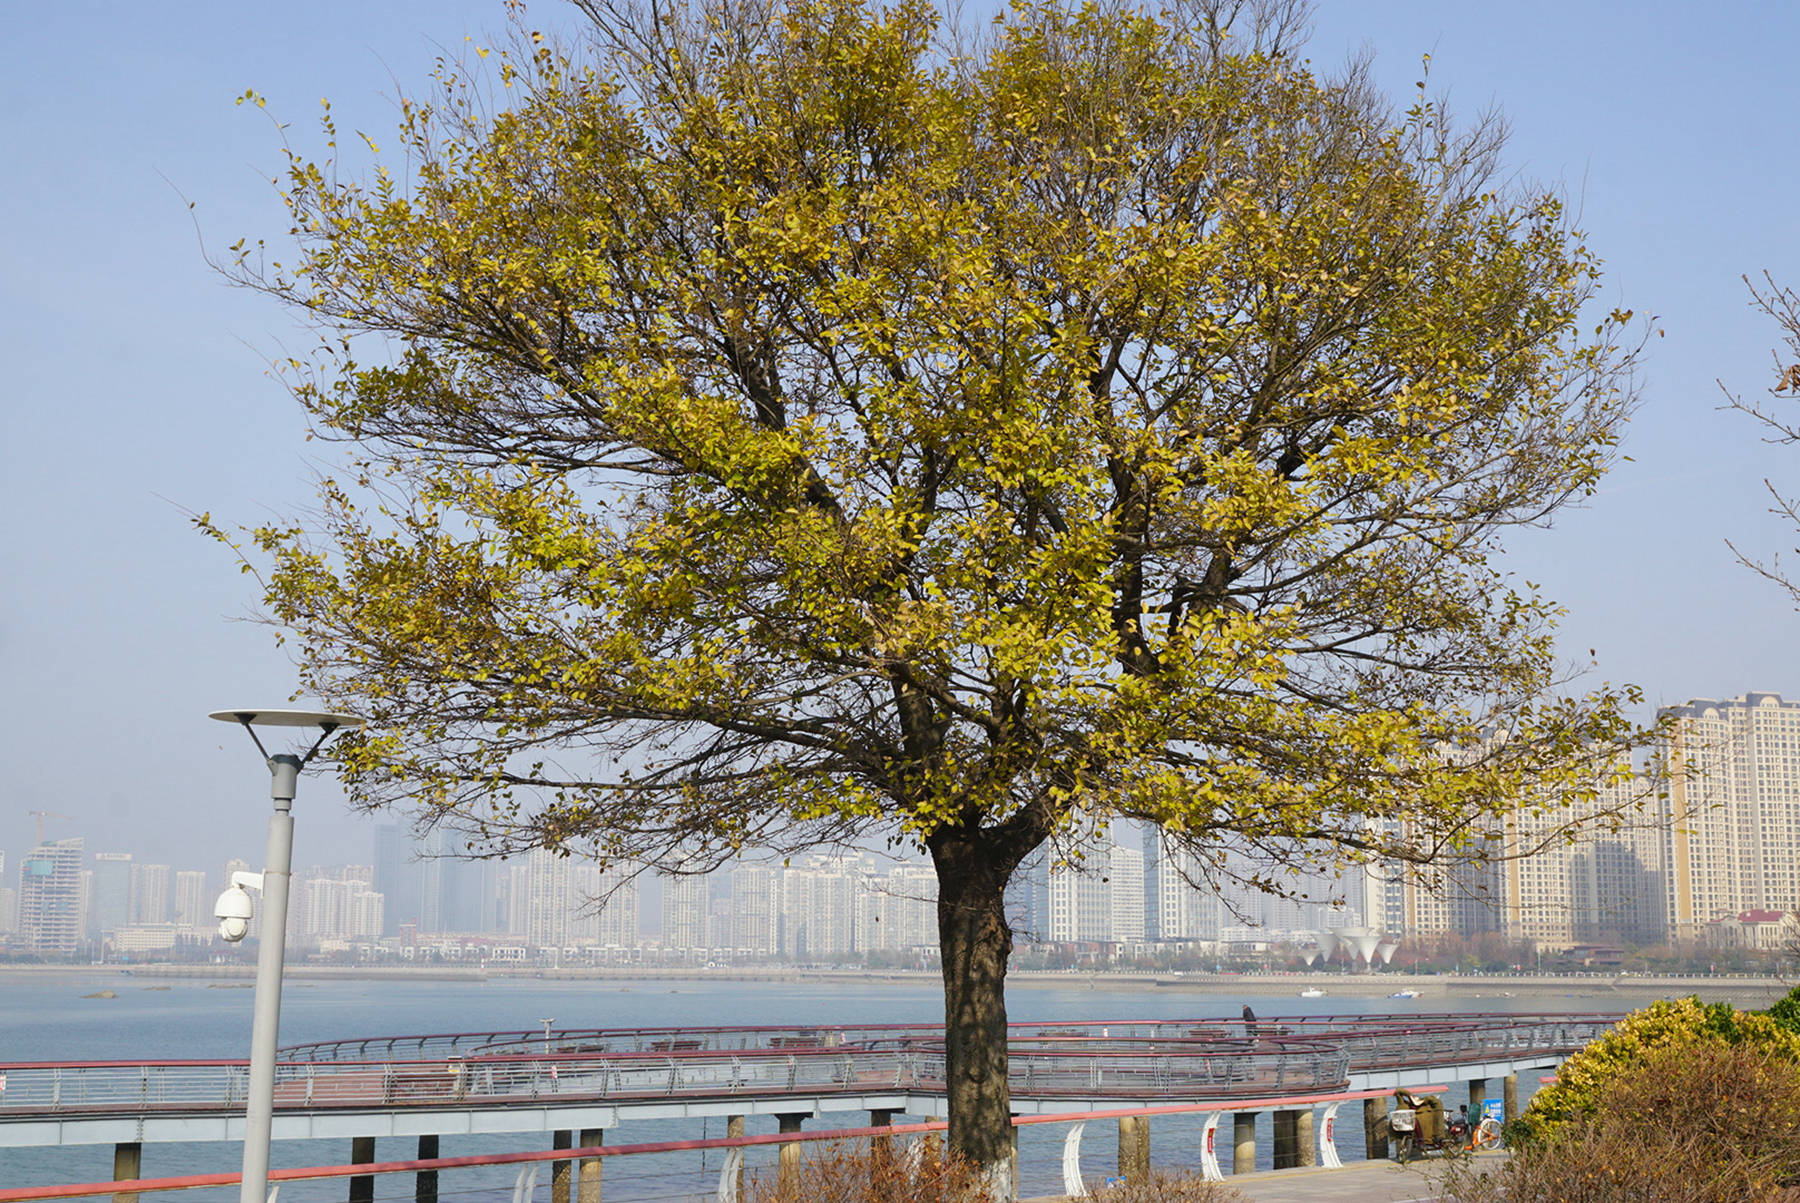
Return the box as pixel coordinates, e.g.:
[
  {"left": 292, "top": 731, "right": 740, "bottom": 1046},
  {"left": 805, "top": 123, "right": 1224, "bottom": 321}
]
[{"left": 2, "top": 1, "right": 1797, "bottom": 872}]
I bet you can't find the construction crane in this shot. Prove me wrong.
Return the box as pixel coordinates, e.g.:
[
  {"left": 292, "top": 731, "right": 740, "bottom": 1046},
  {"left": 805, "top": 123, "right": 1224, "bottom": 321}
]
[{"left": 27, "top": 810, "right": 73, "bottom": 845}]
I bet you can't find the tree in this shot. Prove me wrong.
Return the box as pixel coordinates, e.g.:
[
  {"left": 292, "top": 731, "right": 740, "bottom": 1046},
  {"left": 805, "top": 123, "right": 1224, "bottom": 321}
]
[
  {"left": 1724, "top": 273, "right": 1800, "bottom": 601},
  {"left": 209, "top": 0, "right": 1651, "bottom": 1190}
]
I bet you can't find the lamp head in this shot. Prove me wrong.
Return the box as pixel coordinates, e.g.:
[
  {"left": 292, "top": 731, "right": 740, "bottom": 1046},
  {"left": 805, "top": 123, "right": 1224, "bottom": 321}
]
[{"left": 208, "top": 707, "right": 368, "bottom": 803}]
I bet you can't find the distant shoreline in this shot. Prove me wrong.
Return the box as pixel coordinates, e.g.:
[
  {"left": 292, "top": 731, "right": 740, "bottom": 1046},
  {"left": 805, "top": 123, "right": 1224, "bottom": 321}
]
[{"left": 0, "top": 962, "right": 1788, "bottom": 1004}]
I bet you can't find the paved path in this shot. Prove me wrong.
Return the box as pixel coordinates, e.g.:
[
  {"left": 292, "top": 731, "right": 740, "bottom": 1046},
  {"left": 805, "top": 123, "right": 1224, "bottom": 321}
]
[
  {"left": 1031, "top": 1152, "right": 1505, "bottom": 1202},
  {"left": 1211, "top": 1157, "right": 1473, "bottom": 1201}
]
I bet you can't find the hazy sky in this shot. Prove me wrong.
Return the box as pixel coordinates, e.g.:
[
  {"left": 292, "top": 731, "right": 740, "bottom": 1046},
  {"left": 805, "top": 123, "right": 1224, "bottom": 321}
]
[{"left": 3, "top": 1, "right": 1797, "bottom": 875}]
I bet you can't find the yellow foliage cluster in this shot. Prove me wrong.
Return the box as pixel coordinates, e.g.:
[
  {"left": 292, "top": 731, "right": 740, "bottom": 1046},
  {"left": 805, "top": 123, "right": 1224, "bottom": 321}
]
[{"left": 209, "top": 0, "right": 1649, "bottom": 894}]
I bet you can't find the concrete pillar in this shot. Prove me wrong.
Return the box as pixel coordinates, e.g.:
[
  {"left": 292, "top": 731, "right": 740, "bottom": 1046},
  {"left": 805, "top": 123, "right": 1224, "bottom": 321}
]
[
  {"left": 1468, "top": 1077, "right": 1487, "bottom": 1125},
  {"left": 1364, "top": 1096, "right": 1389, "bottom": 1160},
  {"left": 416, "top": 1134, "right": 439, "bottom": 1203},
  {"left": 777, "top": 1113, "right": 806, "bottom": 1192},
  {"left": 1233, "top": 1112, "right": 1256, "bottom": 1174},
  {"left": 1118, "top": 1114, "right": 1150, "bottom": 1179},
  {"left": 551, "top": 1129, "right": 573, "bottom": 1203},
  {"left": 577, "top": 1128, "right": 604, "bottom": 1203},
  {"left": 112, "top": 1142, "right": 142, "bottom": 1203},
  {"left": 349, "top": 1137, "right": 376, "bottom": 1203},
  {"left": 1272, "top": 1110, "right": 1300, "bottom": 1169},
  {"left": 1503, "top": 1074, "right": 1519, "bottom": 1126},
  {"left": 869, "top": 1108, "right": 894, "bottom": 1169},
  {"left": 1296, "top": 1109, "right": 1316, "bottom": 1168}
]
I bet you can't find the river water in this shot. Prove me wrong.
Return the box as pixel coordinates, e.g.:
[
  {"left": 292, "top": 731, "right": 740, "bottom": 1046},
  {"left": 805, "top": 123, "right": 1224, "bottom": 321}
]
[{"left": 0, "top": 972, "right": 1670, "bottom": 1200}]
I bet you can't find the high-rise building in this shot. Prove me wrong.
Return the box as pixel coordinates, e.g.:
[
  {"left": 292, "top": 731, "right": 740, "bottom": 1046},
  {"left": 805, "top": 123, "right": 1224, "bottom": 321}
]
[
  {"left": 1028, "top": 818, "right": 1145, "bottom": 946},
  {"left": 373, "top": 823, "right": 438, "bottom": 937},
  {"left": 510, "top": 851, "right": 570, "bottom": 947},
  {"left": 130, "top": 863, "right": 171, "bottom": 925},
  {"left": 1364, "top": 746, "right": 1663, "bottom": 950},
  {"left": 1108, "top": 838, "right": 1146, "bottom": 944},
  {"left": 501, "top": 851, "right": 640, "bottom": 951},
  {"left": 1493, "top": 764, "right": 1661, "bottom": 947},
  {"left": 222, "top": 857, "right": 251, "bottom": 890},
  {"left": 0, "top": 850, "right": 13, "bottom": 935},
  {"left": 1569, "top": 833, "right": 1664, "bottom": 944},
  {"left": 566, "top": 862, "right": 640, "bottom": 948},
  {"left": 662, "top": 872, "right": 711, "bottom": 953},
  {"left": 730, "top": 864, "right": 780, "bottom": 957},
  {"left": 91, "top": 852, "right": 132, "bottom": 938},
  {"left": 1662, "top": 692, "right": 1800, "bottom": 939},
  {"left": 1391, "top": 827, "right": 1508, "bottom": 941},
  {"left": 303, "top": 876, "right": 386, "bottom": 942},
  {"left": 1144, "top": 831, "right": 1222, "bottom": 943},
  {"left": 417, "top": 830, "right": 447, "bottom": 935},
  {"left": 174, "top": 870, "right": 210, "bottom": 929},
  {"left": 438, "top": 855, "right": 490, "bottom": 934},
  {"left": 297, "top": 866, "right": 385, "bottom": 943},
  {"left": 18, "top": 838, "right": 85, "bottom": 954},
  {"left": 862, "top": 864, "right": 936, "bottom": 954},
  {"left": 781, "top": 856, "right": 862, "bottom": 960}
]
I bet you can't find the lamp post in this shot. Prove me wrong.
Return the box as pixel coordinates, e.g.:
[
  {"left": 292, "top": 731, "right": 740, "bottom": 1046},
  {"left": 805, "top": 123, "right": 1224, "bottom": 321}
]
[{"left": 210, "top": 708, "right": 366, "bottom": 1203}]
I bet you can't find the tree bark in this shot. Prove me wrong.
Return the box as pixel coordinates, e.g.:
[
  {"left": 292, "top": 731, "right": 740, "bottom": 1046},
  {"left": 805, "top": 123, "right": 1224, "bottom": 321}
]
[{"left": 931, "top": 832, "right": 1017, "bottom": 1200}]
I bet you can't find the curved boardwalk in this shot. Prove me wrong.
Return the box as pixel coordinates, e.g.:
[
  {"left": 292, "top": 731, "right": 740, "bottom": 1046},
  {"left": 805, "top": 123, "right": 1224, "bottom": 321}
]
[{"left": 0, "top": 1014, "right": 1610, "bottom": 1139}]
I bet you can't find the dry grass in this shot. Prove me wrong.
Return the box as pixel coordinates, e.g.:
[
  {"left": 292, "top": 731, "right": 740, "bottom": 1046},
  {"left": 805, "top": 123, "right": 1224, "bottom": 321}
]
[
  {"left": 744, "top": 1139, "right": 986, "bottom": 1203},
  {"left": 741, "top": 1140, "right": 1247, "bottom": 1203}
]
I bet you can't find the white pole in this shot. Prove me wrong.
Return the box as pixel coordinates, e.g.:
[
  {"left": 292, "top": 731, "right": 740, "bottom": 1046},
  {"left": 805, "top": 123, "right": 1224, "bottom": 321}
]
[{"left": 240, "top": 754, "right": 300, "bottom": 1203}]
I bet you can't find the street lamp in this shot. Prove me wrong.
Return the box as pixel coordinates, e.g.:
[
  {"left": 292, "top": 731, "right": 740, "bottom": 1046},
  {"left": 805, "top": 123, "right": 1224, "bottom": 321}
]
[{"left": 210, "top": 707, "right": 366, "bottom": 1203}]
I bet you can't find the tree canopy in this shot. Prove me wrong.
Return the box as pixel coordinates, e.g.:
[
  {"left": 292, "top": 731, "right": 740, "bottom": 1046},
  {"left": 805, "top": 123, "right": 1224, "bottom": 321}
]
[{"left": 211, "top": 0, "right": 1649, "bottom": 1185}]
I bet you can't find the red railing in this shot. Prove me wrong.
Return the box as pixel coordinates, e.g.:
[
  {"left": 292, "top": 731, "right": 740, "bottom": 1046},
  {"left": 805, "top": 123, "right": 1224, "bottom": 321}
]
[
  {"left": 0, "top": 1084, "right": 1454, "bottom": 1202},
  {"left": 276, "top": 1014, "right": 1623, "bottom": 1062}
]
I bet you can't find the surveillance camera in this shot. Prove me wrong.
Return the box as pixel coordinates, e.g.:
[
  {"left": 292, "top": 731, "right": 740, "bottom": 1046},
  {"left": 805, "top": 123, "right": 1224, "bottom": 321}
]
[{"left": 215, "top": 883, "right": 254, "bottom": 943}]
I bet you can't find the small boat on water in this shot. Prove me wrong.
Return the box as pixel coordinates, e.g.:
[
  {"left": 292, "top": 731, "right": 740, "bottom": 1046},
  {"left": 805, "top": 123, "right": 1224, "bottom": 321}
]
[
  {"left": 1298, "top": 987, "right": 1326, "bottom": 998},
  {"left": 1389, "top": 989, "right": 1422, "bottom": 999}
]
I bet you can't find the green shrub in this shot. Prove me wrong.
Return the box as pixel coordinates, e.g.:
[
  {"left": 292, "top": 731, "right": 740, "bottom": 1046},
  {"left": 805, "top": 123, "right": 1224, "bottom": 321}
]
[
  {"left": 1767, "top": 984, "right": 1800, "bottom": 1035},
  {"left": 1440, "top": 1039, "right": 1800, "bottom": 1203},
  {"left": 1520, "top": 996, "right": 1800, "bottom": 1144}
]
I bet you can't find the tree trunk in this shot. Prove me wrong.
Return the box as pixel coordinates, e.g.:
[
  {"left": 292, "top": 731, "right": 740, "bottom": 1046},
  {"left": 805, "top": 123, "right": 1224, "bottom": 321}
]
[{"left": 931, "top": 833, "right": 1016, "bottom": 1201}]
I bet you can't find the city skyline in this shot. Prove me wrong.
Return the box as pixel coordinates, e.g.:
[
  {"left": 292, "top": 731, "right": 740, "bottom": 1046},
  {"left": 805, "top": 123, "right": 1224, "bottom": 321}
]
[{"left": 12, "top": 690, "right": 1800, "bottom": 965}]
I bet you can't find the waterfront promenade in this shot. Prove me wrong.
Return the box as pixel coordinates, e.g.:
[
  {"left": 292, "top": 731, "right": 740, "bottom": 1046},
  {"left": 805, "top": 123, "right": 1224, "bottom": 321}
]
[
  {"left": 0, "top": 1014, "right": 1607, "bottom": 1147},
  {"left": 0, "top": 1013, "right": 1591, "bottom": 1203},
  {"left": 0, "top": 1094, "right": 1499, "bottom": 1203},
  {"left": 3, "top": 973, "right": 1721, "bottom": 1201}
]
